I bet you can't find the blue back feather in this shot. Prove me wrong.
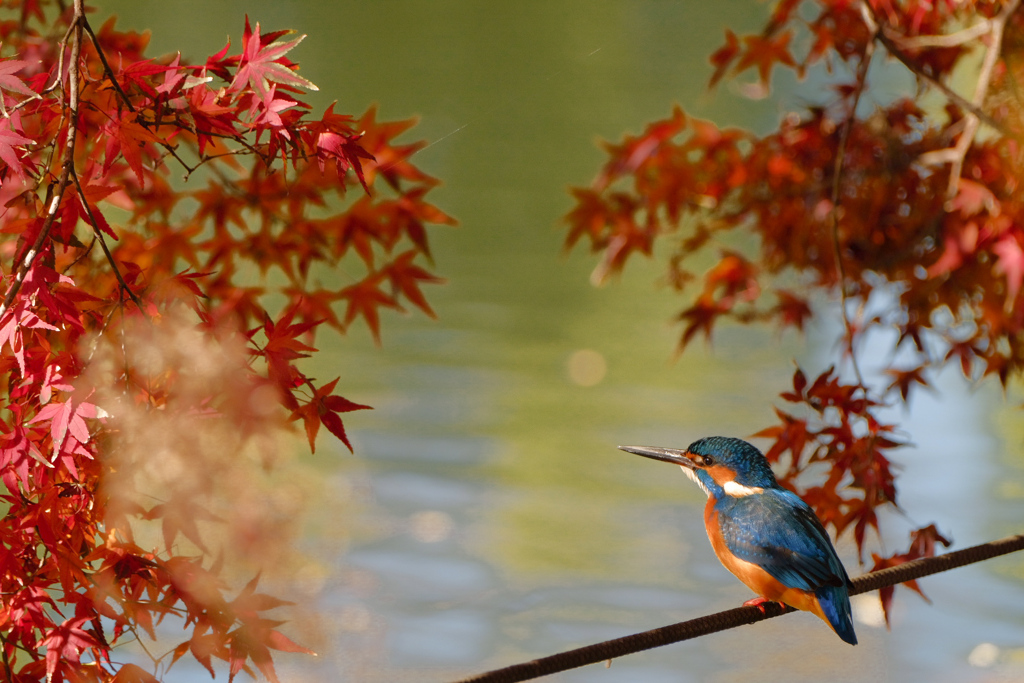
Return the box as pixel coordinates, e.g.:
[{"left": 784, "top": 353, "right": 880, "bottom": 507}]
[
  {"left": 816, "top": 583, "right": 858, "bottom": 645},
  {"left": 716, "top": 490, "right": 856, "bottom": 643}
]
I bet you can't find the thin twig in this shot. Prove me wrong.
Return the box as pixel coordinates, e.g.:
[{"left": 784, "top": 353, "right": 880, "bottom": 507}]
[
  {"left": 0, "top": 3, "right": 84, "bottom": 319},
  {"left": 153, "top": 140, "right": 194, "bottom": 175},
  {"left": 4, "top": 91, "right": 45, "bottom": 117},
  {"left": 0, "top": 630, "right": 13, "bottom": 681},
  {"left": 61, "top": 233, "right": 96, "bottom": 274},
  {"left": 82, "top": 297, "right": 120, "bottom": 363},
  {"left": 68, "top": 167, "right": 147, "bottom": 312},
  {"left": 828, "top": 35, "right": 874, "bottom": 389},
  {"left": 80, "top": 15, "right": 135, "bottom": 113},
  {"left": 181, "top": 148, "right": 256, "bottom": 180},
  {"left": 125, "top": 624, "right": 160, "bottom": 668},
  {"left": 51, "top": 15, "right": 78, "bottom": 115},
  {"left": 30, "top": 18, "right": 79, "bottom": 193}
]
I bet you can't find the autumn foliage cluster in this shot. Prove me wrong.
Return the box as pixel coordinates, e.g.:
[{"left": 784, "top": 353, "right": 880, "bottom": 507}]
[
  {"left": 566, "top": 0, "right": 1024, "bottom": 618},
  {"left": 0, "top": 1, "right": 449, "bottom": 681}
]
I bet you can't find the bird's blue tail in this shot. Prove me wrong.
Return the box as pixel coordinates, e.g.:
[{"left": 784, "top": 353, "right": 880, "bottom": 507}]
[{"left": 816, "top": 584, "right": 857, "bottom": 645}]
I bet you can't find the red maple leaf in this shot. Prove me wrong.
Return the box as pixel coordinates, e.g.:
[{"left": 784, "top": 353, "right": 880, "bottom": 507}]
[
  {"left": 0, "top": 303, "right": 58, "bottom": 374},
  {"left": 735, "top": 31, "right": 797, "bottom": 86},
  {"left": 291, "top": 377, "right": 371, "bottom": 453},
  {"left": 677, "top": 295, "right": 725, "bottom": 350},
  {"left": 316, "top": 129, "right": 375, "bottom": 191},
  {"left": 103, "top": 111, "right": 161, "bottom": 186},
  {"left": 383, "top": 250, "right": 445, "bottom": 318},
  {"left": 186, "top": 83, "right": 241, "bottom": 154},
  {"left": 870, "top": 525, "right": 951, "bottom": 626},
  {"left": 708, "top": 29, "right": 740, "bottom": 88},
  {"left": 338, "top": 273, "right": 401, "bottom": 344},
  {"left": 229, "top": 21, "right": 318, "bottom": 98},
  {"left": 117, "top": 57, "right": 175, "bottom": 98},
  {"left": 772, "top": 289, "right": 813, "bottom": 331},
  {"left": 949, "top": 178, "right": 998, "bottom": 217},
  {"left": 885, "top": 366, "right": 929, "bottom": 401},
  {"left": 110, "top": 663, "right": 160, "bottom": 683},
  {"left": 251, "top": 306, "right": 322, "bottom": 401},
  {"left": 148, "top": 502, "right": 220, "bottom": 553}
]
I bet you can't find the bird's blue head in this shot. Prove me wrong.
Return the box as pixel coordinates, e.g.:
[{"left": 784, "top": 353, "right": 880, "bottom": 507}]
[{"left": 619, "top": 436, "right": 779, "bottom": 499}]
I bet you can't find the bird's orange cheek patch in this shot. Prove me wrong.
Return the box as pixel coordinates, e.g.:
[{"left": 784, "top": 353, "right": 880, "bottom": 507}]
[{"left": 705, "top": 464, "right": 737, "bottom": 486}]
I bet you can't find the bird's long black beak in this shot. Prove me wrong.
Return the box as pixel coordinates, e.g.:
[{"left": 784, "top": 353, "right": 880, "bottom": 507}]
[{"left": 618, "top": 445, "right": 697, "bottom": 469}]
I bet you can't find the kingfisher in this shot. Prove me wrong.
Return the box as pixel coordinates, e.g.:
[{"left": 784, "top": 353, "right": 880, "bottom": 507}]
[{"left": 619, "top": 436, "right": 857, "bottom": 645}]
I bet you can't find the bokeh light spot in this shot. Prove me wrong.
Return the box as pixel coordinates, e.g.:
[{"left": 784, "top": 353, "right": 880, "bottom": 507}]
[{"left": 567, "top": 349, "right": 607, "bottom": 387}]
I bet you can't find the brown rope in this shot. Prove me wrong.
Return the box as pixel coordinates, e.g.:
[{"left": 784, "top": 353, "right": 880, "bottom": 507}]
[{"left": 451, "top": 533, "right": 1024, "bottom": 683}]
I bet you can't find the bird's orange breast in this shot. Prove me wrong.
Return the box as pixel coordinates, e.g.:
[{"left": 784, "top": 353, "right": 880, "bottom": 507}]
[{"left": 703, "top": 498, "right": 830, "bottom": 624}]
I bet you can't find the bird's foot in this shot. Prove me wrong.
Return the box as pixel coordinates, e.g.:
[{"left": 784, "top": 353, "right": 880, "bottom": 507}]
[{"left": 742, "top": 597, "right": 778, "bottom": 614}]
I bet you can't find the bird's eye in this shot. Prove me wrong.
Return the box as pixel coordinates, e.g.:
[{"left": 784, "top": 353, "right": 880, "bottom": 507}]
[{"left": 702, "top": 455, "right": 714, "bottom": 466}]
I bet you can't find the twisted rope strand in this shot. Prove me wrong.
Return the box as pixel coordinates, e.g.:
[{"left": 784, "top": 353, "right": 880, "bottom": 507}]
[{"left": 452, "top": 533, "right": 1024, "bottom": 683}]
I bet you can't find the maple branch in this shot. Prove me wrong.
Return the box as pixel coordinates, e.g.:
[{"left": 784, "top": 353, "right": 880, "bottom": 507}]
[
  {"left": 68, "top": 167, "right": 147, "bottom": 312},
  {"left": 154, "top": 140, "right": 196, "bottom": 176},
  {"left": 861, "top": 9, "right": 1007, "bottom": 138},
  {"left": 125, "top": 624, "right": 161, "bottom": 668},
  {"left": 0, "top": 630, "right": 13, "bottom": 682},
  {"left": 828, "top": 35, "right": 874, "bottom": 389},
  {"left": 0, "top": 21, "right": 63, "bottom": 117},
  {"left": 4, "top": 91, "right": 45, "bottom": 118},
  {"left": 62, "top": 234, "right": 96, "bottom": 273},
  {"left": 871, "top": 0, "right": 1021, "bottom": 198},
  {"left": 81, "top": 294, "right": 121, "bottom": 364},
  {"left": 26, "top": 18, "right": 80, "bottom": 194},
  {"left": 82, "top": 13, "right": 289, "bottom": 184},
  {"left": 892, "top": 18, "right": 993, "bottom": 49},
  {"left": 81, "top": 15, "right": 136, "bottom": 114},
  {"left": 53, "top": 16, "right": 78, "bottom": 94},
  {"left": 181, "top": 150, "right": 248, "bottom": 181},
  {"left": 50, "top": 16, "right": 79, "bottom": 122},
  {"left": 0, "top": 3, "right": 84, "bottom": 319},
  {"left": 191, "top": 127, "right": 272, "bottom": 165},
  {"left": 81, "top": 19, "right": 212, "bottom": 179},
  {"left": 875, "top": 31, "right": 1006, "bottom": 133},
  {"left": 941, "top": 0, "right": 1020, "bottom": 198},
  {"left": 146, "top": 117, "right": 269, "bottom": 179}
]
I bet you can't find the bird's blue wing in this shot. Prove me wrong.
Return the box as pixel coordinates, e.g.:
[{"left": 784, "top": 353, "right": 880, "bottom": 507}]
[{"left": 716, "top": 488, "right": 849, "bottom": 592}]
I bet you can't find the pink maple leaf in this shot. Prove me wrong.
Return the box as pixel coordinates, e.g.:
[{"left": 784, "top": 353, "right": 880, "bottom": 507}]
[
  {"left": 249, "top": 83, "right": 297, "bottom": 130},
  {"left": 229, "top": 21, "right": 318, "bottom": 98},
  {"left": 28, "top": 396, "right": 100, "bottom": 457},
  {"left": 38, "top": 615, "right": 103, "bottom": 681},
  {"left": 0, "top": 304, "right": 58, "bottom": 374},
  {"left": 994, "top": 235, "right": 1024, "bottom": 304},
  {"left": 0, "top": 115, "right": 32, "bottom": 179},
  {"left": 0, "top": 55, "right": 36, "bottom": 99}
]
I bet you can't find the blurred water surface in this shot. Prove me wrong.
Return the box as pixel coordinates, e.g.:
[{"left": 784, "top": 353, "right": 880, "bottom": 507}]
[{"left": 96, "top": 2, "right": 1024, "bottom": 682}]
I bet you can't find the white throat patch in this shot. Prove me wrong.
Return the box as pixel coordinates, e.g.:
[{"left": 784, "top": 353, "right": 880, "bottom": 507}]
[
  {"left": 681, "top": 466, "right": 709, "bottom": 496},
  {"left": 722, "top": 480, "right": 764, "bottom": 497}
]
